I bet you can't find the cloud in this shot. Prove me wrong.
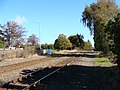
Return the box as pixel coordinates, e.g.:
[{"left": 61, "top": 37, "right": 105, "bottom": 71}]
[{"left": 14, "top": 15, "right": 27, "bottom": 25}]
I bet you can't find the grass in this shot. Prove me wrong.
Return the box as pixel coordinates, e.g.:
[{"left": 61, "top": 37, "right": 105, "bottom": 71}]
[
  {"left": 52, "top": 50, "right": 59, "bottom": 53},
  {"left": 96, "top": 57, "right": 109, "bottom": 62},
  {"left": 95, "top": 57, "right": 113, "bottom": 66}
]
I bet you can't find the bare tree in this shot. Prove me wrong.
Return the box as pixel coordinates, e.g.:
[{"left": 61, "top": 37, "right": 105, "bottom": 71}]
[{"left": 27, "top": 34, "right": 38, "bottom": 45}]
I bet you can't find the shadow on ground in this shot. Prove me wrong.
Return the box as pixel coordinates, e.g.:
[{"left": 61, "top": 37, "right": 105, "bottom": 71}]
[
  {"left": 34, "top": 65, "right": 119, "bottom": 90},
  {"left": 41, "top": 52, "right": 102, "bottom": 58},
  {"left": 2, "top": 51, "right": 119, "bottom": 90},
  {"left": 4, "top": 65, "right": 119, "bottom": 90}
]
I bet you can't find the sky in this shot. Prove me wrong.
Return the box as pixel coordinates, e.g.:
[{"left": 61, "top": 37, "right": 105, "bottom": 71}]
[{"left": 0, "top": 0, "right": 120, "bottom": 47}]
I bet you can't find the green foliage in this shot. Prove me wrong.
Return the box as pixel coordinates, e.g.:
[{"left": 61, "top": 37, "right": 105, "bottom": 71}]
[
  {"left": 0, "top": 42, "right": 5, "bottom": 48},
  {"left": 82, "top": 0, "right": 119, "bottom": 53},
  {"left": 105, "top": 13, "right": 120, "bottom": 66},
  {"left": 41, "top": 43, "right": 48, "bottom": 49},
  {"left": 54, "top": 34, "right": 72, "bottom": 50},
  {"left": 41, "top": 43, "right": 54, "bottom": 50},
  {"left": 68, "top": 34, "right": 84, "bottom": 49},
  {"left": 48, "top": 44, "right": 54, "bottom": 50},
  {"left": 84, "top": 40, "right": 92, "bottom": 50},
  {"left": 0, "top": 36, "right": 3, "bottom": 41},
  {"left": 0, "top": 33, "right": 5, "bottom": 47}
]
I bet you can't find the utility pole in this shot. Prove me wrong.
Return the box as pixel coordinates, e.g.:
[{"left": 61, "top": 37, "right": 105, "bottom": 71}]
[{"left": 32, "top": 22, "right": 41, "bottom": 49}]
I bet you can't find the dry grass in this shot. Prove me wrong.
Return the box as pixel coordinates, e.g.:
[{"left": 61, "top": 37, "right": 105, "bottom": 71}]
[{"left": 0, "top": 46, "right": 38, "bottom": 61}]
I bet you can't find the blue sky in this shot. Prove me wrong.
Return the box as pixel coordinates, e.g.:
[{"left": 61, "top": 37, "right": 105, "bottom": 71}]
[{"left": 0, "top": 0, "right": 120, "bottom": 46}]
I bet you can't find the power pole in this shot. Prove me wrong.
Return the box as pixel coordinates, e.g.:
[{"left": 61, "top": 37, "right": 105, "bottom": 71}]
[{"left": 32, "top": 22, "right": 41, "bottom": 49}]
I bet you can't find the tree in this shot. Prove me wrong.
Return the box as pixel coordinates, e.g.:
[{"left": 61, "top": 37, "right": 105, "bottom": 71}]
[
  {"left": 41, "top": 43, "right": 48, "bottom": 49},
  {"left": 41, "top": 43, "right": 54, "bottom": 50},
  {"left": 0, "top": 21, "right": 26, "bottom": 47},
  {"left": 0, "top": 36, "right": 5, "bottom": 48},
  {"left": 27, "top": 34, "right": 38, "bottom": 45},
  {"left": 84, "top": 40, "right": 92, "bottom": 50},
  {"left": 48, "top": 44, "right": 54, "bottom": 50},
  {"left": 54, "top": 34, "right": 72, "bottom": 50},
  {"left": 105, "top": 13, "right": 120, "bottom": 66},
  {"left": 82, "top": 0, "right": 119, "bottom": 54},
  {"left": 68, "top": 34, "right": 84, "bottom": 49}
]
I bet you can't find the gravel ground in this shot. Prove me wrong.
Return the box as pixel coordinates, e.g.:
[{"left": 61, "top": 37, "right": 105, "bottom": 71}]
[
  {"left": 0, "top": 52, "right": 118, "bottom": 90},
  {"left": 70, "top": 57, "right": 95, "bottom": 66},
  {"left": 0, "top": 56, "right": 70, "bottom": 82},
  {"left": 0, "top": 54, "right": 46, "bottom": 67},
  {"left": 34, "top": 56, "right": 117, "bottom": 90}
]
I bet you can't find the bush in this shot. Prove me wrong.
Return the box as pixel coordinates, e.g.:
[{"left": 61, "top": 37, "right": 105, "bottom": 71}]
[
  {"left": 0, "top": 45, "right": 39, "bottom": 60},
  {"left": 0, "top": 42, "right": 5, "bottom": 48}
]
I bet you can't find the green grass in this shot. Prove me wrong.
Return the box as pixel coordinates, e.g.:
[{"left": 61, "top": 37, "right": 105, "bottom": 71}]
[
  {"left": 95, "top": 57, "right": 113, "bottom": 66},
  {"left": 96, "top": 57, "right": 109, "bottom": 62},
  {"left": 52, "top": 50, "right": 59, "bottom": 53}
]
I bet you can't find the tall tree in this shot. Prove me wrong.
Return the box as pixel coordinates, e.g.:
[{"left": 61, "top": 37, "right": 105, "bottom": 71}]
[
  {"left": 41, "top": 43, "right": 48, "bottom": 49},
  {"left": 0, "top": 21, "right": 26, "bottom": 47},
  {"left": 48, "top": 44, "right": 54, "bottom": 50},
  {"left": 68, "top": 34, "right": 84, "bottom": 49},
  {"left": 82, "top": 0, "right": 119, "bottom": 54},
  {"left": 84, "top": 40, "right": 92, "bottom": 50},
  {"left": 27, "top": 34, "right": 38, "bottom": 45},
  {"left": 106, "top": 13, "right": 120, "bottom": 66},
  {"left": 54, "top": 34, "right": 72, "bottom": 50},
  {"left": 41, "top": 43, "right": 54, "bottom": 50}
]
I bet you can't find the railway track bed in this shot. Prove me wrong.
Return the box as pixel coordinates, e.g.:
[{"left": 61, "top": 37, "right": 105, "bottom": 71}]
[
  {"left": 0, "top": 56, "right": 71, "bottom": 82},
  {"left": 0, "top": 57, "right": 75, "bottom": 90},
  {"left": 0, "top": 53, "right": 116, "bottom": 90},
  {"left": 1, "top": 67, "right": 60, "bottom": 90}
]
